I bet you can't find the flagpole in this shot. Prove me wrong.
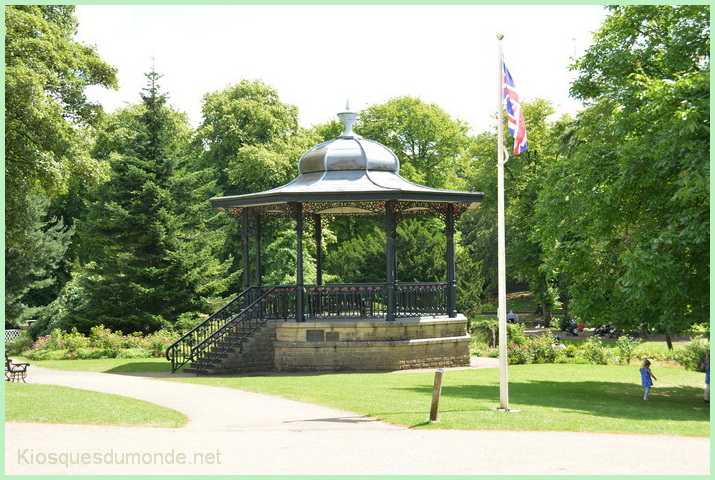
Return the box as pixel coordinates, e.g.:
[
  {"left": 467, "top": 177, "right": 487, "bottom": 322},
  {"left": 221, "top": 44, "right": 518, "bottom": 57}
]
[{"left": 496, "top": 33, "right": 510, "bottom": 411}]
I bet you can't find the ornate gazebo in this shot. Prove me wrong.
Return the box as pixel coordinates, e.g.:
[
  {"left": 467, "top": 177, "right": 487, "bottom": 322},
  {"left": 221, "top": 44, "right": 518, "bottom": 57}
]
[{"left": 168, "top": 107, "right": 484, "bottom": 374}]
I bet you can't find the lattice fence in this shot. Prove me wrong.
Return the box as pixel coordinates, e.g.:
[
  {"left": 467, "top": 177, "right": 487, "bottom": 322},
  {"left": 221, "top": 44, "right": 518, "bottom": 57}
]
[{"left": 5, "top": 329, "right": 22, "bottom": 343}]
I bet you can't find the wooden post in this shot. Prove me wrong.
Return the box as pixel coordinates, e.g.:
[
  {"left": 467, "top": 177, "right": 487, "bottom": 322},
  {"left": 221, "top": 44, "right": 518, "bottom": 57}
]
[{"left": 429, "top": 368, "right": 444, "bottom": 423}]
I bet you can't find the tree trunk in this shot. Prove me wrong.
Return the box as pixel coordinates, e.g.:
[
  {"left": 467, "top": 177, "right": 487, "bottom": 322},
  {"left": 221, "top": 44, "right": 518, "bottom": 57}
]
[
  {"left": 562, "top": 294, "right": 570, "bottom": 319},
  {"left": 542, "top": 305, "right": 552, "bottom": 328},
  {"left": 665, "top": 333, "right": 673, "bottom": 351}
]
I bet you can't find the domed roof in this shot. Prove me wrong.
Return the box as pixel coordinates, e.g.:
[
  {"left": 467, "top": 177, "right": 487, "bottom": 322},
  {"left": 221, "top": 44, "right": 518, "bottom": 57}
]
[
  {"left": 298, "top": 106, "right": 400, "bottom": 174},
  {"left": 210, "top": 104, "right": 483, "bottom": 214}
]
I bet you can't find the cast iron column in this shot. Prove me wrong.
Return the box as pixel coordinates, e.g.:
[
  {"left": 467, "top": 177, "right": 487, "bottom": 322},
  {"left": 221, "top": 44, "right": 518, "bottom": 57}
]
[
  {"left": 254, "top": 211, "right": 262, "bottom": 286},
  {"left": 241, "top": 209, "right": 250, "bottom": 290},
  {"left": 314, "top": 214, "right": 322, "bottom": 286},
  {"left": 385, "top": 200, "right": 397, "bottom": 321},
  {"left": 295, "top": 203, "right": 305, "bottom": 322},
  {"left": 446, "top": 203, "right": 457, "bottom": 318}
]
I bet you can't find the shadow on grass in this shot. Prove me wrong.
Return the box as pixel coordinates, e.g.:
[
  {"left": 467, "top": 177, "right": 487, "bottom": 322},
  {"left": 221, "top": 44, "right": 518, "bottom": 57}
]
[
  {"left": 105, "top": 362, "right": 173, "bottom": 374},
  {"left": 392, "top": 381, "right": 709, "bottom": 422}
]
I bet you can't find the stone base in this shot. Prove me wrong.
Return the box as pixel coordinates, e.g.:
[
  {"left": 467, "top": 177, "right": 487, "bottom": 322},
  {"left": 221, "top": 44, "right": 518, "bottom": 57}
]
[{"left": 273, "top": 315, "right": 470, "bottom": 372}]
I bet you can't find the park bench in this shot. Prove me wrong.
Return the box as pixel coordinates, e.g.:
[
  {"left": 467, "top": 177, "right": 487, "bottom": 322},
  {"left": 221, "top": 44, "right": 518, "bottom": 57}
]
[{"left": 5, "top": 353, "right": 29, "bottom": 382}]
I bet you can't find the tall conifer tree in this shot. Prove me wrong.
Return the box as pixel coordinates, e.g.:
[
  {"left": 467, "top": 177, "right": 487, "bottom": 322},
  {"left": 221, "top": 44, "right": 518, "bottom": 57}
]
[{"left": 62, "top": 70, "right": 233, "bottom": 333}]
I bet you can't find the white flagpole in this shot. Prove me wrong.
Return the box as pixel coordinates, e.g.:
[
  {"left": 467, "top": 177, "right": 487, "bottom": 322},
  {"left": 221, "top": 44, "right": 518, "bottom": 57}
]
[{"left": 496, "top": 33, "right": 510, "bottom": 411}]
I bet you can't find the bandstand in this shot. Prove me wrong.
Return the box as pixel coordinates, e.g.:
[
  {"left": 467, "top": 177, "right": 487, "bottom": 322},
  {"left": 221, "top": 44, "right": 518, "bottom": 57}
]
[{"left": 167, "top": 107, "right": 484, "bottom": 374}]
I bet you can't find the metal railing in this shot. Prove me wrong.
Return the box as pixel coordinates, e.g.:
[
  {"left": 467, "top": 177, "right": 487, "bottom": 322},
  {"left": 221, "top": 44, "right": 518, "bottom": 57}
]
[
  {"left": 191, "top": 286, "right": 300, "bottom": 375},
  {"left": 167, "top": 286, "right": 269, "bottom": 372},
  {"left": 167, "top": 282, "right": 450, "bottom": 373},
  {"left": 305, "top": 283, "right": 385, "bottom": 319},
  {"left": 396, "top": 282, "right": 448, "bottom": 317}
]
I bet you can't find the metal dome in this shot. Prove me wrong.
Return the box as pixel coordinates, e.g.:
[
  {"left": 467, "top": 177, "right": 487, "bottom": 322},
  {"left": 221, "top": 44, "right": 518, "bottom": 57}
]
[
  {"left": 298, "top": 106, "right": 399, "bottom": 174},
  {"left": 210, "top": 104, "right": 483, "bottom": 214}
]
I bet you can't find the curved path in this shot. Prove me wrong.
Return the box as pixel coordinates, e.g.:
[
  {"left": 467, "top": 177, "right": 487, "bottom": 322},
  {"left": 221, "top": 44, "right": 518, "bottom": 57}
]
[{"left": 5, "top": 361, "right": 710, "bottom": 475}]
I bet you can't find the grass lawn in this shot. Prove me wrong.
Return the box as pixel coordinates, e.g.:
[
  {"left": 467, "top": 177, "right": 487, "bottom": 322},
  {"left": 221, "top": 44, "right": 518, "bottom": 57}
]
[
  {"left": 5, "top": 383, "right": 187, "bottom": 428},
  {"left": 24, "top": 357, "right": 709, "bottom": 436},
  {"left": 18, "top": 357, "right": 174, "bottom": 373},
  {"left": 161, "top": 364, "right": 709, "bottom": 436}
]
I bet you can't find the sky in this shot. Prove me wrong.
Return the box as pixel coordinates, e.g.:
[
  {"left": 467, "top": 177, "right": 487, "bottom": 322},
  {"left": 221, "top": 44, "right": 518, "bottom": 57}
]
[{"left": 75, "top": 4, "right": 609, "bottom": 134}]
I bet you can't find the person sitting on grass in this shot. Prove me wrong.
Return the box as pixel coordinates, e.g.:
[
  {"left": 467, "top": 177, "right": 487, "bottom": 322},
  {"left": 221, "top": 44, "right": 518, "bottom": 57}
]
[{"left": 640, "top": 359, "right": 657, "bottom": 401}]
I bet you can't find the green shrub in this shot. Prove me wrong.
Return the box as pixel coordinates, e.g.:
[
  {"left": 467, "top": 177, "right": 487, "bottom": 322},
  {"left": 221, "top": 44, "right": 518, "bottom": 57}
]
[
  {"left": 6, "top": 333, "right": 34, "bottom": 355},
  {"left": 89, "top": 325, "right": 123, "bottom": 350},
  {"left": 528, "top": 333, "right": 559, "bottom": 363},
  {"left": 507, "top": 323, "right": 528, "bottom": 345},
  {"left": 469, "top": 319, "right": 498, "bottom": 347},
  {"left": 75, "top": 348, "right": 106, "bottom": 360},
  {"left": 30, "top": 329, "right": 65, "bottom": 352},
  {"left": 577, "top": 336, "right": 612, "bottom": 365},
  {"left": 561, "top": 344, "right": 579, "bottom": 358},
  {"left": 24, "top": 349, "right": 70, "bottom": 361},
  {"left": 616, "top": 335, "right": 643, "bottom": 365},
  {"left": 146, "top": 330, "right": 175, "bottom": 357},
  {"left": 507, "top": 342, "right": 531, "bottom": 365},
  {"left": 117, "top": 348, "right": 153, "bottom": 358},
  {"left": 63, "top": 328, "right": 91, "bottom": 351},
  {"left": 17, "top": 325, "right": 178, "bottom": 361},
  {"left": 507, "top": 333, "right": 561, "bottom": 365},
  {"left": 673, "top": 336, "right": 710, "bottom": 371},
  {"left": 470, "top": 320, "right": 527, "bottom": 349}
]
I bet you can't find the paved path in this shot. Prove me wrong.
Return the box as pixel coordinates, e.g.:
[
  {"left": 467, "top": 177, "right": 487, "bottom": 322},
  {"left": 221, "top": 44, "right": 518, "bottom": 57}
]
[{"left": 5, "top": 361, "right": 710, "bottom": 475}]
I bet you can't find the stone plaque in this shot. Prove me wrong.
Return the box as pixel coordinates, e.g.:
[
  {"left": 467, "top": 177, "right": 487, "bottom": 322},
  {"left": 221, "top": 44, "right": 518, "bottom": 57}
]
[
  {"left": 306, "top": 330, "right": 325, "bottom": 342},
  {"left": 325, "top": 332, "right": 340, "bottom": 342}
]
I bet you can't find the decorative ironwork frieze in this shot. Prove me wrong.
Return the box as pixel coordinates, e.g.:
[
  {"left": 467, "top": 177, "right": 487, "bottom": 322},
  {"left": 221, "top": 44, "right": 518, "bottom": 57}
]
[
  {"left": 218, "top": 204, "right": 295, "bottom": 219},
  {"left": 303, "top": 200, "right": 386, "bottom": 217},
  {"left": 220, "top": 200, "right": 468, "bottom": 221},
  {"left": 394, "top": 201, "right": 470, "bottom": 220}
]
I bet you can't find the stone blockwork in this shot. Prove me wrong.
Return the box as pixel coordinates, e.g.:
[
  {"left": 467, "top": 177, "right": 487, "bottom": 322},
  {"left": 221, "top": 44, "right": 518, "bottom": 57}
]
[
  {"left": 187, "top": 315, "right": 470, "bottom": 374},
  {"left": 273, "top": 315, "right": 471, "bottom": 372},
  {"left": 184, "top": 322, "right": 277, "bottom": 375}
]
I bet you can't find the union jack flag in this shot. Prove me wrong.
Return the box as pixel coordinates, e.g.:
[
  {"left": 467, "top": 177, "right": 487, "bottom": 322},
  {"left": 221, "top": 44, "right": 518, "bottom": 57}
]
[{"left": 502, "top": 60, "right": 528, "bottom": 155}]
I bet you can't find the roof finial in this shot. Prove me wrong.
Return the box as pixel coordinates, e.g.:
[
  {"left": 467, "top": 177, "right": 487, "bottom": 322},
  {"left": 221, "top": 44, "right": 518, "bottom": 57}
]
[{"left": 337, "top": 99, "right": 359, "bottom": 138}]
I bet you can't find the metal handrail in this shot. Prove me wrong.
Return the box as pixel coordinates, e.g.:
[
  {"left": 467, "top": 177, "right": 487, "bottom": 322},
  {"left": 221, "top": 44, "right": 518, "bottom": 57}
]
[
  {"left": 192, "top": 286, "right": 289, "bottom": 375},
  {"left": 167, "top": 282, "right": 450, "bottom": 373},
  {"left": 305, "top": 283, "right": 385, "bottom": 319},
  {"left": 165, "top": 286, "right": 269, "bottom": 372},
  {"left": 396, "top": 282, "right": 448, "bottom": 317}
]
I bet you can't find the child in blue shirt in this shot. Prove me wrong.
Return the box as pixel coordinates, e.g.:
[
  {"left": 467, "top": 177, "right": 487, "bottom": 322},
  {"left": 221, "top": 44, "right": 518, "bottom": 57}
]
[
  {"left": 640, "top": 359, "right": 657, "bottom": 401},
  {"left": 700, "top": 353, "right": 709, "bottom": 403}
]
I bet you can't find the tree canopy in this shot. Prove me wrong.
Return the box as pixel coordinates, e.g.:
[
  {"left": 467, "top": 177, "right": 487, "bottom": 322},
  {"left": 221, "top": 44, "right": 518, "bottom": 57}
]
[
  {"left": 4, "top": 5, "right": 117, "bottom": 248},
  {"left": 38, "top": 72, "right": 235, "bottom": 334},
  {"left": 6, "top": 5, "right": 709, "bottom": 342},
  {"left": 534, "top": 4, "right": 710, "bottom": 337}
]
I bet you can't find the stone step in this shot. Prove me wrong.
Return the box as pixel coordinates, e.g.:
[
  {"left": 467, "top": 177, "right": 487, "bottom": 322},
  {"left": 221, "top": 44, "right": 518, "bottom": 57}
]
[{"left": 185, "top": 322, "right": 276, "bottom": 375}]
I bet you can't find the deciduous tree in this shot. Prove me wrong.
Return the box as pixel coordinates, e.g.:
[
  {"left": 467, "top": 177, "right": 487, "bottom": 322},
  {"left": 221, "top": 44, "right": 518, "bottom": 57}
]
[
  {"left": 4, "top": 5, "right": 117, "bottom": 248},
  {"left": 534, "top": 5, "right": 710, "bottom": 342}
]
